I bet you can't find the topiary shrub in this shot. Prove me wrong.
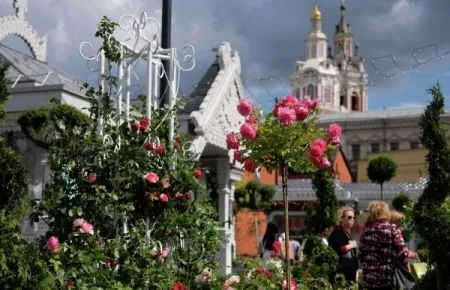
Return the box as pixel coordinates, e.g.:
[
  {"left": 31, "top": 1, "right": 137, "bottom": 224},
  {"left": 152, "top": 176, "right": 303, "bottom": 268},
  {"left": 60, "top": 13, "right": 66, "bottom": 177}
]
[
  {"left": 367, "top": 155, "right": 397, "bottom": 201},
  {"left": 392, "top": 192, "right": 413, "bottom": 213},
  {"left": 234, "top": 180, "right": 275, "bottom": 211},
  {"left": 414, "top": 82, "right": 450, "bottom": 290}
]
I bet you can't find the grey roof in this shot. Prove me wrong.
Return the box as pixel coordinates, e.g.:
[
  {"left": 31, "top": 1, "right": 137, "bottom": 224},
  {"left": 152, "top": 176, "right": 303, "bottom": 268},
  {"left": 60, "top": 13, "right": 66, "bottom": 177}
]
[
  {"left": 180, "top": 57, "right": 220, "bottom": 115},
  {"left": 0, "top": 44, "right": 84, "bottom": 94},
  {"left": 273, "top": 177, "right": 428, "bottom": 201}
]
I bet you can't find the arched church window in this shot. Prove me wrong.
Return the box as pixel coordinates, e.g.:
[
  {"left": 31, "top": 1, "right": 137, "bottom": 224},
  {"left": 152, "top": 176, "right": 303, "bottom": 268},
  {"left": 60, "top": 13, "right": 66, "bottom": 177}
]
[
  {"left": 351, "top": 93, "right": 359, "bottom": 111},
  {"left": 307, "top": 84, "right": 316, "bottom": 99},
  {"left": 325, "top": 86, "right": 331, "bottom": 103},
  {"left": 295, "top": 88, "right": 301, "bottom": 98}
]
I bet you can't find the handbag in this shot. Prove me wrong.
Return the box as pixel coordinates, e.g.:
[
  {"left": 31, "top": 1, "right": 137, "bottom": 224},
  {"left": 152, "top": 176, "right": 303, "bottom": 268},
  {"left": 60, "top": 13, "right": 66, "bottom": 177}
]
[
  {"left": 391, "top": 228, "right": 416, "bottom": 290},
  {"left": 393, "top": 260, "right": 416, "bottom": 290}
]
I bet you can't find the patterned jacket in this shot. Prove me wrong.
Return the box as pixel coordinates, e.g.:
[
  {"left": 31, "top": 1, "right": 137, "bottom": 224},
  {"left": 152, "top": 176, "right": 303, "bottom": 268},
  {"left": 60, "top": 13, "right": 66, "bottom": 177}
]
[{"left": 358, "top": 221, "right": 409, "bottom": 288}]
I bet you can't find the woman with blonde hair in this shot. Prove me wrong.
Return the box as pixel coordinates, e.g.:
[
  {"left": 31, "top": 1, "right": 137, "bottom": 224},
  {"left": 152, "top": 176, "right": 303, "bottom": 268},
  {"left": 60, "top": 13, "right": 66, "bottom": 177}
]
[
  {"left": 359, "top": 201, "right": 417, "bottom": 290},
  {"left": 328, "top": 205, "right": 359, "bottom": 282}
]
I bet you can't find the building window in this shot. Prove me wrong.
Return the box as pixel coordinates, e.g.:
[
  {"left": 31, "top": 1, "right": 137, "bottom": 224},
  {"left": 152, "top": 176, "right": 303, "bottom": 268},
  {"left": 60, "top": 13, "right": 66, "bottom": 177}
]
[
  {"left": 351, "top": 93, "right": 359, "bottom": 111},
  {"left": 390, "top": 142, "right": 399, "bottom": 151},
  {"left": 351, "top": 144, "right": 361, "bottom": 160},
  {"left": 307, "top": 84, "right": 316, "bottom": 99},
  {"left": 340, "top": 95, "right": 345, "bottom": 106},
  {"left": 295, "top": 88, "right": 300, "bottom": 98},
  {"left": 371, "top": 143, "right": 380, "bottom": 153},
  {"left": 311, "top": 44, "right": 317, "bottom": 58},
  {"left": 325, "top": 86, "right": 331, "bottom": 103},
  {"left": 410, "top": 141, "right": 419, "bottom": 149}
]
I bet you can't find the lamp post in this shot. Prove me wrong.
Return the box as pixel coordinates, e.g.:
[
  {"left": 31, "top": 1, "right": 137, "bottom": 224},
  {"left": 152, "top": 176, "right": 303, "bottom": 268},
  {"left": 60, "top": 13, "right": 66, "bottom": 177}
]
[{"left": 159, "top": 0, "right": 172, "bottom": 107}]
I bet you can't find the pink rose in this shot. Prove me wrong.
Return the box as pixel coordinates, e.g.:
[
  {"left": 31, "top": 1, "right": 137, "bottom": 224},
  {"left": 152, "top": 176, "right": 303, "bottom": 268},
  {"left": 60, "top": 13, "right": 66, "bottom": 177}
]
[
  {"left": 194, "top": 167, "right": 203, "bottom": 179},
  {"left": 282, "top": 279, "right": 298, "bottom": 290},
  {"left": 237, "top": 99, "right": 253, "bottom": 116},
  {"left": 327, "top": 123, "right": 342, "bottom": 145},
  {"left": 311, "top": 99, "right": 320, "bottom": 110},
  {"left": 175, "top": 192, "right": 184, "bottom": 198},
  {"left": 277, "top": 107, "right": 297, "bottom": 125},
  {"left": 161, "top": 246, "right": 171, "bottom": 258},
  {"left": 310, "top": 139, "right": 327, "bottom": 158},
  {"left": 295, "top": 103, "right": 309, "bottom": 121},
  {"left": 144, "top": 172, "right": 160, "bottom": 184},
  {"left": 318, "top": 156, "right": 331, "bottom": 169},
  {"left": 145, "top": 142, "right": 154, "bottom": 151},
  {"left": 79, "top": 222, "right": 94, "bottom": 235},
  {"left": 281, "top": 95, "right": 299, "bottom": 108},
  {"left": 155, "top": 144, "right": 165, "bottom": 155},
  {"left": 159, "top": 194, "right": 169, "bottom": 202},
  {"left": 240, "top": 123, "right": 257, "bottom": 141},
  {"left": 184, "top": 193, "right": 192, "bottom": 200},
  {"left": 47, "top": 236, "right": 59, "bottom": 254},
  {"left": 302, "top": 96, "right": 313, "bottom": 109},
  {"left": 234, "top": 150, "right": 244, "bottom": 163},
  {"left": 130, "top": 120, "right": 139, "bottom": 132},
  {"left": 139, "top": 117, "right": 150, "bottom": 132},
  {"left": 73, "top": 218, "right": 87, "bottom": 228},
  {"left": 243, "top": 159, "right": 256, "bottom": 172},
  {"left": 86, "top": 173, "right": 96, "bottom": 184},
  {"left": 162, "top": 181, "right": 171, "bottom": 188},
  {"left": 226, "top": 132, "right": 239, "bottom": 150}
]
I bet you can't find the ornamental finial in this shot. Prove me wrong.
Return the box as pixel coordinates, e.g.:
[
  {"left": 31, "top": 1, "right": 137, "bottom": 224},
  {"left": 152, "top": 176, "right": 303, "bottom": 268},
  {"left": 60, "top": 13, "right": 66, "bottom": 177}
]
[{"left": 13, "top": 0, "right": 28, "bottom": 19}]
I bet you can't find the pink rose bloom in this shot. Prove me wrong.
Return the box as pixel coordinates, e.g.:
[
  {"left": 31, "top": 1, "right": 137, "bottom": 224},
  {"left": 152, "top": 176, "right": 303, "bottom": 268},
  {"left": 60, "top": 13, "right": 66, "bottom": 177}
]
[
  {"left": 240, "top": 123, "right": 257, "bottom": 141},
  {"left": 237, "top": 99, "right": 253, "bottom": 116},
  {"left": 175, "top": 192, "right": 184, "bottom": 198},
  {"left": 310, "top": 139, "right": 327, "bottom": 158},
  {"left": 194, "top": 167, "right": 203, "bottom": 179},
  {"left": 159, "top": 193, "right": 169, "bottom": 202},
  {"left": 226, "top": 132, "right": 239, "bottom": 150},
  {"left": 243, "top": 159, "right": 256, "bottom": 172},
  {"left": 162, "top": 181, "right": 171, "bottom": 188},
  {"left": 327, "top": 123, "right": 342, "bottom": 145},
  {"left": 86, "top": 173, "right": 96, "bottom": 184},
  {"left": 130, "top": 120, "right": 139, "bottom": 132},
  {"left": 155, "top": 144, "right": 165, "bottom": 155},
  {"left": 47, "top": 236, "right": 59, "bottom": 254},
  {"left": 282, "top": 279, "right": 298, "bottom": 290},
  {"left": 144, "top": 172, "right": 159, "bottom": 184},
  {"left": 73, "top": 218, "right": 87, "bottom": 228},
  {"left": 277, "top": 107, "right": 296, "bottom": 125},
  {"left": 273, "top": 102, "right": 281, "bottom": 117},
  {"left": 309, "top": 154, "right": 322, "bottom": 167},
  {"left": 281, "top": 95, "right": 299, "bottom": 108},
  {"left": 233, "top": 150, "right": 244, "bottom": 163},
  {"left": 302, "top": 96, "right": 313, "bottom": 109},
  {"left": 79, "top": 222, "right": 94, "bottom": 235},
  {"left": 311, "top": 99, "right": 320, "bottom": 110},
  {"left": 145, "top": 141, "right": 154, "bottom": 151},
  {"left": 318, "top": 156, "right": 331, "bottom": 169},
  {"left": 161, "top": 246, "right": 171, "bottom": 258},
  {"left": 184, "top": 193, "right": 192, "bottom": 200},
  {"left": 139, "top": 117, "right": 150, "bottom": 132},
  {"left": 295, "top": 104, "right": 309, "bottom": 121},
  {"left": 246, "top": 114, "right": 258, "bottom": 126}
]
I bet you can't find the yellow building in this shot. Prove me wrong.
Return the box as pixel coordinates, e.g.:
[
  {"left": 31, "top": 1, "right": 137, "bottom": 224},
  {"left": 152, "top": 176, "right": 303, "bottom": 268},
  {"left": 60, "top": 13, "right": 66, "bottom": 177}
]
[{"left": 357, "top": 149, "right": 427, "bottom": 183}]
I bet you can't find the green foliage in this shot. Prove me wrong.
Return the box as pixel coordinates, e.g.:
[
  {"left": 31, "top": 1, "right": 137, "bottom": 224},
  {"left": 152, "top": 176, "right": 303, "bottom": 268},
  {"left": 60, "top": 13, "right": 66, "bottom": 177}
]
[
  {"left": 414, "top": 82, "right": 450, "bottom": 290},
  {"left": 367, "top": 155, "right": 397, "bottom": 200},
  {"left": 392, "top": 192, "right": 413, "bottom": 212},
  {"left": 300, "top": 235, "right": 338, "bottom": 279},
  {"left": 18, "top": 101, "right": 90, "bottom": 149},
  {"left": 234, "top": 180, "right": 275, "bottom": 210},
  {"left": 306, "top": 169, "right": 339, "bottom": 234},
  {"left": 0, "top": 62, "right": 10, "bottom": 125}
]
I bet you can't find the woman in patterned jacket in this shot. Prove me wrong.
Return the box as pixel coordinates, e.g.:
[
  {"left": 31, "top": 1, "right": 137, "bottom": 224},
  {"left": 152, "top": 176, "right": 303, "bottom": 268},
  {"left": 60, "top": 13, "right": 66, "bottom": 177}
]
[{"left": 359, "top": 201, "right": 417, "bottom": 290}]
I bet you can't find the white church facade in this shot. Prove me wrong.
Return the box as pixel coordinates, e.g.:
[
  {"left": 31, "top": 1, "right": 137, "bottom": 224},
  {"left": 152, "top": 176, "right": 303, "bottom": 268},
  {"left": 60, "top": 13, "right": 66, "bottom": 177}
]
[{"left": 291, "top": 1, "right": 368, "bottom": 114}]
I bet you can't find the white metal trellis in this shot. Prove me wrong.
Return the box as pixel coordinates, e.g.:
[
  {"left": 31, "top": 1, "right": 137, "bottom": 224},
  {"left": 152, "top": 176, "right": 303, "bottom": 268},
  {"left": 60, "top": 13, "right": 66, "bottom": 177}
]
[{"left": 79, "top": 12, "right": 196, "bottom": 144}]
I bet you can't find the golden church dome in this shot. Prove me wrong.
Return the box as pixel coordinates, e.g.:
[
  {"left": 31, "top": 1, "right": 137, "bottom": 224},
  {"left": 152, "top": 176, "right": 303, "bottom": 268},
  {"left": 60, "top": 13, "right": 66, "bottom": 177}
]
[{"left": 312, "top": 4, "right": 321, "bottom": 20}]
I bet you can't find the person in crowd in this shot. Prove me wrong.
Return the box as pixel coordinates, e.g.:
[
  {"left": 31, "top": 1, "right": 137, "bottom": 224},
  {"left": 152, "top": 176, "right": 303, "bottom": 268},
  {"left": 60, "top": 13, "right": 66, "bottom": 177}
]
[
  {"left": 359, "top": 201, "right": 417, "bottom": 290},
  {"left": 258, "top": 222, "right": 279, "bottom": 261},
  {"left": 279, "top": 232, "right": 301, "bottom": 261},
  {"left": 328, "top": 205, "right": 359, "bottom": 282}
]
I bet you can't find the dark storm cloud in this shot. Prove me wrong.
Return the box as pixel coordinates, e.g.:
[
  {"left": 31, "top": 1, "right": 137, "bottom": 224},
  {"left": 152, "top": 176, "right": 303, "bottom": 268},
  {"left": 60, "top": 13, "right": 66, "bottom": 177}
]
[{"left": 1, "top": 0, "right": 449, "bottom": 102}]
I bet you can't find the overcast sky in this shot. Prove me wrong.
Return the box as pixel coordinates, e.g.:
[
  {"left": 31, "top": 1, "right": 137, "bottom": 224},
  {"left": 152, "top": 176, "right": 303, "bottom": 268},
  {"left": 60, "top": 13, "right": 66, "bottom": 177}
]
[{"left": 1, "top": 0, "right": 450, "bottom": 111}]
